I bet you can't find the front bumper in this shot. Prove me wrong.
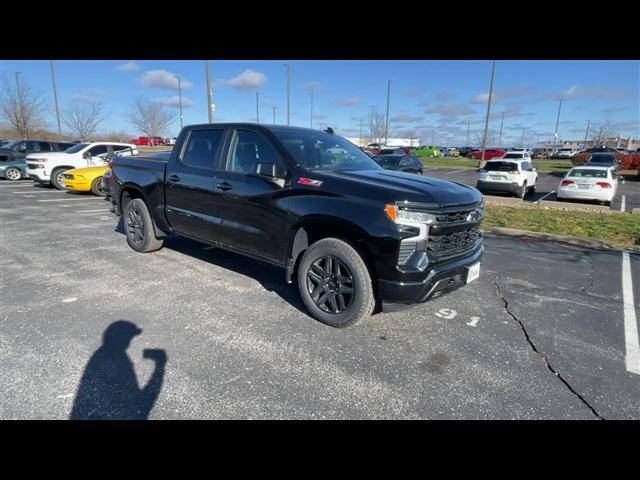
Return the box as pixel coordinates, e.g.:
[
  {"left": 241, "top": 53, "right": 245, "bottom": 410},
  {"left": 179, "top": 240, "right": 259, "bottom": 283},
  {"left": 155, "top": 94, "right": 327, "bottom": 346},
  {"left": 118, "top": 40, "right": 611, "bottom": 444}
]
[
  {"left": 64, "top": 180, "right": 91, "bottom": 192},
  {"left": 476, "top": 180, "right": 520, "bottom": 194},
  {"left": 26, "top": 168, "right": 50, "bottom": 183},
  {"left": 378, "top": 244, "right": 483, "bottom": 312}
]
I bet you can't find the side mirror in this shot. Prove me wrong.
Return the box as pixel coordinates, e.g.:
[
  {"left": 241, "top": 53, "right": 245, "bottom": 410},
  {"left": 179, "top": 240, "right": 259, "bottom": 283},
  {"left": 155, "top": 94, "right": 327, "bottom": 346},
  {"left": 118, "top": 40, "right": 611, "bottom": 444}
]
[
  {"left": 256, "top": 161, "right": 286, "bottom": 180},
  {"left": 82, "top": 151, "right": 91, "bottom": 159}
]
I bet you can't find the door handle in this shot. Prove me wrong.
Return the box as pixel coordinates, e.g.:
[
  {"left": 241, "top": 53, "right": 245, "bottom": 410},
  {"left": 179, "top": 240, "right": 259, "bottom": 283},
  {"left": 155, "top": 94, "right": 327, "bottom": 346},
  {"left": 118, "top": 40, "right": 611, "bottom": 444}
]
[
  {"left": 168, "top": 174, "right": 181, "bottom": 182},
  {"left": 217, "top": 181, "right": 233, "bottom": 191}
]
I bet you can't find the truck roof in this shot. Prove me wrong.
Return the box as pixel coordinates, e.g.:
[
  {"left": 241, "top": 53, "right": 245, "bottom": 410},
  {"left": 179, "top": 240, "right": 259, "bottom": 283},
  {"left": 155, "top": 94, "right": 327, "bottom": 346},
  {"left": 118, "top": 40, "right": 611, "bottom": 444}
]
[{"left": 184, "top": 123, "right": 331, "bottom": 135}]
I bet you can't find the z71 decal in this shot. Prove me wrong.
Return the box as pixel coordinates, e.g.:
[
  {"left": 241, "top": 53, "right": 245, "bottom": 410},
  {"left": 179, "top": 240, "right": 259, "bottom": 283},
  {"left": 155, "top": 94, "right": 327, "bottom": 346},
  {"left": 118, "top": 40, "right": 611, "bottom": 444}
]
[{"left": 297, "top": 177, "right": 323, "bottom": 187}]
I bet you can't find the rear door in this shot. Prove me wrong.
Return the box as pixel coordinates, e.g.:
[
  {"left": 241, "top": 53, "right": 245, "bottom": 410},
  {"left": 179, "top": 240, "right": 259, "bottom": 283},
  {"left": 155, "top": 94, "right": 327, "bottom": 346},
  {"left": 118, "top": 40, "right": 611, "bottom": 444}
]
[
  {"left": 164, "top": 127, "right": 228, "bottom": 243},
  {"left": 207, "top": 128, "right": 290, "bottom": 264}
]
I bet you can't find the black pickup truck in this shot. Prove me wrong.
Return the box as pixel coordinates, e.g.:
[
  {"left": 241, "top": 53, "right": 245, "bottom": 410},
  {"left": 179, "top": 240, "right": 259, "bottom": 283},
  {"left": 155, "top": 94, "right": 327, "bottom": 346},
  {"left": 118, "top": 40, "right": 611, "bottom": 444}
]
[{"left": 109, "top": 123, "right": 484, "bottom": 327}]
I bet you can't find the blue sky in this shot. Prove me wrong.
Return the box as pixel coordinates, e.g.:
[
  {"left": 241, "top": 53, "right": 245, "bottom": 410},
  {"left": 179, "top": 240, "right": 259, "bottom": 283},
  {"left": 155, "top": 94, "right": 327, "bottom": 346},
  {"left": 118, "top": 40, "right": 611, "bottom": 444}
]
[{"left": 1, "top": 60, "right": 638, "bottom": 146}]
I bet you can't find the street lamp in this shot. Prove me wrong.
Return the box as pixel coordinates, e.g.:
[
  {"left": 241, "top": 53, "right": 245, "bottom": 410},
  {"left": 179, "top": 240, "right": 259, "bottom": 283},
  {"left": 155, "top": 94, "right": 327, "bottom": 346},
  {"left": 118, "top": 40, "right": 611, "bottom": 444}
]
[{"left": 175, "top": 75, "right": 184, "bottom": 129}]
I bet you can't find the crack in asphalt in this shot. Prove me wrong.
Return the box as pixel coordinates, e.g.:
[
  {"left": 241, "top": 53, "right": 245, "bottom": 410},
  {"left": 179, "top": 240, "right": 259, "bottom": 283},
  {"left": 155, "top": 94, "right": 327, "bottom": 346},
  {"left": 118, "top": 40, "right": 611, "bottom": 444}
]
[
  {"left": 577, "top": 251, "right": 596, "bottom": 296},
  {"left": 492, "top": 273, "right": 604, "bottom": 420}
]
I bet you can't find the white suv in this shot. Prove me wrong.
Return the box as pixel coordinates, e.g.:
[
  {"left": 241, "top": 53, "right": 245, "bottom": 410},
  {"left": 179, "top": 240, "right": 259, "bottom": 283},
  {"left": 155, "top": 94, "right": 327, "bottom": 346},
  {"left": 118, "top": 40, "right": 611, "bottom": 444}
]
[
  {"left": 476, "top": 154, "right": 538, "bottom": 199},
  {"left": 557, "top": 148, "right": 578, "bottom": 159},
  {"left": 26, "top": 142, "right": 138, "bottom": 189}
]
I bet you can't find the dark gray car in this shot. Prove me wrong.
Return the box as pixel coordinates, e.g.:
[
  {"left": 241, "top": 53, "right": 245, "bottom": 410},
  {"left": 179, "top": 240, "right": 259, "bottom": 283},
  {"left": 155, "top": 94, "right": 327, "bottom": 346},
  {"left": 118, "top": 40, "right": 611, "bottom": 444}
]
[{"left": 374, "top": 154, "right": 423, "bottom": 174}]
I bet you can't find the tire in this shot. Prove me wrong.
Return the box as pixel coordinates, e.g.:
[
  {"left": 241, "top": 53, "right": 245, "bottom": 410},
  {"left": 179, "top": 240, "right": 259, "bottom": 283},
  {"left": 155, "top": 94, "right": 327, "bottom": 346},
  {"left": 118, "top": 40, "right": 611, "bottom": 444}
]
[
  {"left": 297, "top": 238, "right": 375, "bottom": 328},
  {"left": 90, "top": 176, "right": 106, "bottom": 197},
  {"left": 4, "top": 167, "right": 22, "bottom": 181},
  {"left": 518, "top": 181, "right": 527, "bottom": 199},
  {"left": 51, "top": 168, "right": 69, "bottom": 190},
  {"left": 529, "top": 181, "right": 536, "bottom": 194},
  {"left": 123, "top": 198, "right": 164, "bottom": 253}
]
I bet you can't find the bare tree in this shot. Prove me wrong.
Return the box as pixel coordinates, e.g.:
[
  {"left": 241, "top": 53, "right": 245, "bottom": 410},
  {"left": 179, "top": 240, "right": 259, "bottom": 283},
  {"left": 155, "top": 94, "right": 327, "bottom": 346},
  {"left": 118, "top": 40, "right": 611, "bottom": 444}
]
[
  {"left": 589, "top": 121, "right": 616, "bottom": 147},
  {"left": 127, "top": 96, "right": 174, "bottom": 138},
  {"left": 62, "top": 102, "right": 108, "bottom": 141},
  {"left": 0, "top": 82, "right": 46, "bottom": 138},
  {"left": 367, "top": 108, "right": 386, "bottom": 144}
]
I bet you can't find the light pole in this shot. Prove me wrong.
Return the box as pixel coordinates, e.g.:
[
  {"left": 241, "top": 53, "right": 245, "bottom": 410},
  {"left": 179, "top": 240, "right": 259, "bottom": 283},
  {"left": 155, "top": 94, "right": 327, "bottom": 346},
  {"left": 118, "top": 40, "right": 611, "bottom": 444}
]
[
  {"left": 256, "top": 92, "right": 260, "bottom": 123},
  {"left": 480, "top": 60, "right": 496, "bottom": 166},
  {"left": 553, "top": 98, "right": 563, "bottom": 149},
  {"left": 368, "top": 106, "right": 376, "bottom": 142},
  {"left": 205, "top": 60, "right": 213, "bottom": 123},
  {"left": 175, "top": 75, "right": 184, "bottom": 130},
  {"left": 285, "top": 64, "right": 291, "bottom": 126},
  {"left": 359, "top": 118, "right": 363, "bottom": 146},
  {"left": 310, "top": 88, "right": 314, "bottom": 128},
  {"left": 272, "top": 106, "right": 277, "bottom": 124},
  {"left": 498, "top": 111, "right": 504, "bottom": 147},
  {"left": 520, "top": 128, "right": 526, "bottom": 148},
  {"left": 584, "top": 119, "right": 590, "bottom": 148},
  {"left": 49, "top": 61, "right": 62, "bottom": 137},
  {"left": 431, "top": 128, "right": 435, "bottom": 145},
  {"left": 384, "top": 80, "right": 391, "bottom": 144},
  {"left": 466, "top": 120, "right": 470, "bottom": 147}
]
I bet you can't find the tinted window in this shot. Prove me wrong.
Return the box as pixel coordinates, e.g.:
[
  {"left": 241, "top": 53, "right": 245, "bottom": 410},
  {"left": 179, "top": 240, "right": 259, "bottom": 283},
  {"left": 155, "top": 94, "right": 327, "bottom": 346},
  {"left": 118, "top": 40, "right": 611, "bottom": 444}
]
[
  {"left": 484, "top": 161, "right": 519, "bottom": 172},
  {"left": 504, "top": 153, "right": 524, "bottom": 159},
  {"left": 181, "top": 130, "right": 224, "bottom": 169},
  {"left": 64, "top": 143, "right": 89, "bottom": 153},
  {"left": 87, "top": 145, "right": 109, "bottom": 157},
  {"left": 272, "top": 129, "right": 381, "bottom": 173},
  {"left": 377, "top": 155, "right": 402, "bottom": 166},
  {"left": 24, "top": 142, "right": 38, "bottom": 151},
  {"left": 226, "top": 130, "right": 278, "bottom": 174},
  {"left": 568, "top": 169, "right": 607, "bottom": 178},
  {"left": 38, "top": 142, "right": 53, "bottom": 152}
]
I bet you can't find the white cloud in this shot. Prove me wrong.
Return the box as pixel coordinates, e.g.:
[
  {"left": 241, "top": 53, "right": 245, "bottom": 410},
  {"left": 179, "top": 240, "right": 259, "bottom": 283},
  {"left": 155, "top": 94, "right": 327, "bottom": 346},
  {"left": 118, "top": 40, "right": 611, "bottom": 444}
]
[
  {"left": 115, "top": 61, "right": 140, "bottom": 72},
  {"left": 155, "top": 96, "right": 194, "bottom": 108},
  {"left": 139, "top": 70, "right": 193, "bottom": 90},
  {"left": 304, "top": 81, "right": 323, "bottom": 92},
  {"left": 390, "top": 113, "right": 424, "bottom": 123},
  {"left": 224, "top": 69, "right": 267, "bottom": 91},
  {"left": 330, "top": 97, "right": 361, "bottom": 106},
  {"left": 425, "top": 104, "right": 475, "bottom": 117}
]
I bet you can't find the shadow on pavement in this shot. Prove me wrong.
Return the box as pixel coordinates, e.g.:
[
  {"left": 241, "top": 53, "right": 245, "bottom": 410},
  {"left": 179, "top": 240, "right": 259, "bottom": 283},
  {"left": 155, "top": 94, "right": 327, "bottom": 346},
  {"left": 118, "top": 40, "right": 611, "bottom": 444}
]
[{"left": 70, "top": 320, "right": 167, "bottom": 420}]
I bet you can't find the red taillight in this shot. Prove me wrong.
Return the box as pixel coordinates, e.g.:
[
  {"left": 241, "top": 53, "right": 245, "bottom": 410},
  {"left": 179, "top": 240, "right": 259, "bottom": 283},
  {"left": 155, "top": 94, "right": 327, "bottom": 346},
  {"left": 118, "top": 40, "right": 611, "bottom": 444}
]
[
  {"left": 595, "top": 182, "right": 611, "bottom": 188},
  {"left": 561, "top": 180, "right": 574, "bottom": 186},
  {"left": 108, "top": 159, "right": 113, "bottom": 169}
]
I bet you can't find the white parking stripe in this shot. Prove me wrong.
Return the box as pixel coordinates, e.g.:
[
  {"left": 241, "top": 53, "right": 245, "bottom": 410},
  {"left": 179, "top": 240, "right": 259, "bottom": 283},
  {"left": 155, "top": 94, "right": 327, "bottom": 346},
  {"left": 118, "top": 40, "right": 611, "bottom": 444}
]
[
  {"left": 0, "top": 183, "right": 33, "bottom": 187},
  {"left": 534, "top": 191, "right": 556, "bottom": 204},
  {"left": 37, "top": 198, "right": 103, "bottom": 202},
  {"left": 442, "top": 169, "right": 469, "bottom": 174},
  {"left": 620, "top": 195, "right": 626, "bottom": 212},
  {"left": 622, "top": 252, "right": 640, "bottom": 375},
  {"left": 75, "top": 209, "right": 110, "bottom": 213}
]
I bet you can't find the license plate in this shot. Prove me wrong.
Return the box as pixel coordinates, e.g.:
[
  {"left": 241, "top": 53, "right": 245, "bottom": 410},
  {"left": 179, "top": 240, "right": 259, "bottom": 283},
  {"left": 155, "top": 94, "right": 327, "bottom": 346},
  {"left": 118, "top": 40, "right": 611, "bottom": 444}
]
[
  {"left": 490, "top": 175, "right": 504, "bottom": 180},
  {"left": 466, "top": 262, "right": 480, "bottom": 283},
  {"left": 578, "top": 184, "right": 591, "bottom": 189}
]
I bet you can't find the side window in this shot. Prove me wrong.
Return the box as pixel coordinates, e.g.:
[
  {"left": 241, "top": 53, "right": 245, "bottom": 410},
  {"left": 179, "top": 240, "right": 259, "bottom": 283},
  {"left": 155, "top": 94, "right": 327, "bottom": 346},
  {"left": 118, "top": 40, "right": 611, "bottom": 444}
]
[
  {"left": 87, "top": 145, "right": 109, "bottom": 157},
  {"left": 181, "top": 129, "right": 224, "bottom": 169},
  {"left": 112, "top": 145, "right": 131, "bottom": 152},
  {"left": 39, "top": 142, "right": 52, "bottom": 152},
  {"left": 25, "top": 141, "right": 38, "bottom": 152},
  {"left": 226, "top": 130, "right": 279, "bottom": 174},
  {"left": 14, "top": 142, "right": 27, "bottom": 152}
]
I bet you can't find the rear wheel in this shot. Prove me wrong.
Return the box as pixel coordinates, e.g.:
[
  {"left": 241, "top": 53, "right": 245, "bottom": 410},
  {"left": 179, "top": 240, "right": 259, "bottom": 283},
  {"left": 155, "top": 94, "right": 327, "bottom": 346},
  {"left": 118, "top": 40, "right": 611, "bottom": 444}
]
[
  {"left": 297, "top": 238, "right": 374, "bottom": 328},
  {"left": 4, "top": 167, "right": 22, "bottom": 181},
  {"left": 123, "top": 198, "right": 164, "bottom": 253},
  {"left": 518, "top": 181, "right": 527, "bottom": 199},
  {"left": 51, "top": 168, "right": 69, "bottom": 190},
  {"left": 90, "top": 176, "right": 106, "bottom": 197}
]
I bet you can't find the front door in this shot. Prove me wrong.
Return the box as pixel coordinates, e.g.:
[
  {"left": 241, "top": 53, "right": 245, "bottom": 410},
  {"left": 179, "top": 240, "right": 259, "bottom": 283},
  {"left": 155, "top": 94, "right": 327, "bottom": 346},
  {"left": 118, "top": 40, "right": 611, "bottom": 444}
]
[{"left": 209, "top": 128, "right": 290, "bottom": 264}]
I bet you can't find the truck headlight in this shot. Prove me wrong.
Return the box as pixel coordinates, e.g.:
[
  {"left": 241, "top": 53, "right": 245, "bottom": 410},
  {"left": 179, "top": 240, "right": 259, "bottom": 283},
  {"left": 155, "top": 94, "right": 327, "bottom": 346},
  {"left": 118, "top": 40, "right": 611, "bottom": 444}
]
[{"left": 385, "top": 204, "right": 437, "bottom": 225}]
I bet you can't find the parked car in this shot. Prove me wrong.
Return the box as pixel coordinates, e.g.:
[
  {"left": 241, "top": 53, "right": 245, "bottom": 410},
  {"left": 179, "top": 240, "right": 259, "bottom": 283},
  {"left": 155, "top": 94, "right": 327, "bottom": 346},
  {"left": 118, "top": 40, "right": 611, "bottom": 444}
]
[
  {"left": 503, "top": 151, "right": 533, "bottom": 162},
  {"left": 129, "top": 136, "right": 164, "bottom": 146},
  {"left": 363, "top": 142, "right": 383, "bottom": 156},
  {"left": 471, "top": 148, "right": 506, "bottom": 160},
  {"left": 585, "top": 153, "right": 619, "bottom": 171},
  {"left": 556, "top": 148, "right": 579, "bottom": 159},
  {"left": 556, "top": 166, "right": 618, "bottom": 206},
  {"left": 0, "top": 140, "right": 76, "bottom": 181},
  {"left": 446, "top": 147, "right": 460, "bottom": 157},
  {"left": 458, "top": 147, "right": 476, "bottom": 158},
  {"left": 109, "top": 123, "right": 484, "bottom": 328},
  {"left": 414, "top": 145, "right": 440, "bottom": 157},
  {"left": 378, "top": 147, "right": 410, "bottom": 155},
  {"left": 476, "top": 158, "right": 538, "bottom": 199},
  {"left": 374, "top": 154, "right": 423, "bottom": 174},
  {"left": 26, "top": 142, "right": 138, "bottom": 189}
]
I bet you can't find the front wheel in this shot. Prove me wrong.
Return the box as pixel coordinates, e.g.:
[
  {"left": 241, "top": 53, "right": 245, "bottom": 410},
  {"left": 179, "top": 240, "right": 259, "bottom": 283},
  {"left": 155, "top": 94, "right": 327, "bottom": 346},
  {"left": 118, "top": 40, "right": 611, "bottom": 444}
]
[
  {"left": 4, "top": 167, "right": 22, "bottom": 181},
  {"left": 51, "top": 168, "right": 69, "bottom": 190},
  {"left": 90, "top": 176, "right": 106, "bottom": 197},
  {"left": 297, "top": 238, "right": 375, "bottom": 328},
  {"left": 123, "top": 198, "right": 164, "bottom": 253}
]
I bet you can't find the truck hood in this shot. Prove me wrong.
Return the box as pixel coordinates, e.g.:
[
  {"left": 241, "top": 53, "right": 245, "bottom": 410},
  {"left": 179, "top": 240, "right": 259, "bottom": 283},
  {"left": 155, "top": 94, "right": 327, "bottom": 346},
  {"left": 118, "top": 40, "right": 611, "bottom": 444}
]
[
  {"left": 25, "top": 152, "right": 71, "bottom": 160},
  {"left": 321, "top": 169, "right": 482, "bottom": 207}
]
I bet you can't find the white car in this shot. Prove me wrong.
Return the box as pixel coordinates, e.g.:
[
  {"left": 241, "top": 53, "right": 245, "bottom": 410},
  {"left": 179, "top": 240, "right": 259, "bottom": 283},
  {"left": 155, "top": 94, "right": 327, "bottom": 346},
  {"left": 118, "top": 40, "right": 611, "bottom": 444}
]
[
  {"left": 26, "top": 142, "right": 138, "bottom": 189},
  {"left": 476, "top": 157, "right": 538, "bottom": 199},
  {"left": 556, "top": 166, "right": 618, "bottom": 206},
  {"left": 556, "top": 148, "right": 579, "bottom": 159}
]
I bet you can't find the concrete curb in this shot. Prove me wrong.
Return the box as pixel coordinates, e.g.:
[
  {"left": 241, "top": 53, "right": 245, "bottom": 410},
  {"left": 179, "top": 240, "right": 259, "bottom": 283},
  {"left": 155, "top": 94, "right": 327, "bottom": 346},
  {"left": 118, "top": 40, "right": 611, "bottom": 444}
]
[
  {"left": 483, "top": 227, "right": 614, "bottom": 250},
  {"left": 483, "top": 195, "right": 625, "bottom": 213}
]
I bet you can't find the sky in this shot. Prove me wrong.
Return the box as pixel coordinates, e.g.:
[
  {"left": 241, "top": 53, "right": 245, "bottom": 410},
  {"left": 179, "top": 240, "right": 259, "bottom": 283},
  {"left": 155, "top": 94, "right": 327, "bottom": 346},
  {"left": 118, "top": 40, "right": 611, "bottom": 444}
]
[{"left": 1, "top": 60, "right": 638, "bottom": 146}]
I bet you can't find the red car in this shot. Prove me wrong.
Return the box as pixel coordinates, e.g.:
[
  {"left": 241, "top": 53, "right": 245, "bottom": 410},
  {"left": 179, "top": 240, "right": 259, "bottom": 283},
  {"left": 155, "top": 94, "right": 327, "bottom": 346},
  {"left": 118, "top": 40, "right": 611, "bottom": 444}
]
[
  {"left": 471, "top": 148, "right": 506, "bottom": 160},
  {"left": 129, "top": 137, "right": 165, "bottom": 146}
]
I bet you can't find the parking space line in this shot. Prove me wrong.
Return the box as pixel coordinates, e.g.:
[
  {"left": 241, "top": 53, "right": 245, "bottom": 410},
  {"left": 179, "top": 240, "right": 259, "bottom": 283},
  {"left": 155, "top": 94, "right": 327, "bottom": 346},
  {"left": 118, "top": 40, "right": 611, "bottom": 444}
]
[
  {"left": 442, "top": 169, "right": 469, "bottom": 174},
  {"left": 620, "top": 195, "right": 626, "bottom": 212},
  {"left": 622, "top": 252, "right": 640, "bottom": 375},
  {"left": 534, "top": 191, "right": 556, "bottom": 204},
  {"left": 0, "top": 183, "right": 34, "bottom": 187},
  {"left": 37, "top": 198, "right": 104, "bottom": 202},
  {"left": 74, "top": 209, "right": 110, "bottom": 213}
]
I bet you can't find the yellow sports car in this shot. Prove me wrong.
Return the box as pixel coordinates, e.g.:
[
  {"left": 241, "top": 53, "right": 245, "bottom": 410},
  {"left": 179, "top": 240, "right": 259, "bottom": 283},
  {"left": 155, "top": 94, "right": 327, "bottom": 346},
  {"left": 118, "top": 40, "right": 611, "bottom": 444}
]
[{"left": 63, "top": 165, "right": 109, "bottom": 196}]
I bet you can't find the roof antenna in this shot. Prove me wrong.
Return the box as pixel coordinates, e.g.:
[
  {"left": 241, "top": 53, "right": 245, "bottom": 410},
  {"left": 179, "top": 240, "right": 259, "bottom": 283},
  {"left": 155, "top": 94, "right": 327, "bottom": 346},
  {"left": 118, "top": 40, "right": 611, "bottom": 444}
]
[{"left": 324, "top": 126, "right": 334, "bottom": 135}]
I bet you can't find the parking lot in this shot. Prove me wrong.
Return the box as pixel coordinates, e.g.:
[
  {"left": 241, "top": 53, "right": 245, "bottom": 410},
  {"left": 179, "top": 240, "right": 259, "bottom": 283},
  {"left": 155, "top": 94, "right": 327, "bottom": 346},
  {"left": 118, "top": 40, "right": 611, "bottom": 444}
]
[
  {"left": 420, "top": 165, "right": 640, "bottom": 212},
  {"left": 1, "top": 179, "right": 639, "bottom": 420}
]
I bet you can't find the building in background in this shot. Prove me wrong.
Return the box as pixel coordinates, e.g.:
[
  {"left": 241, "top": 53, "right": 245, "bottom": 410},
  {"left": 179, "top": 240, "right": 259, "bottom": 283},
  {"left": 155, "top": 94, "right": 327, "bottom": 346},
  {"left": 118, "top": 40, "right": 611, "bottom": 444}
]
[
  {"left": 537, "top": 137, "right": 639, "bottom": 151},
  {"left": 346, "top": 137, "right": 420, "bottom": 148}
]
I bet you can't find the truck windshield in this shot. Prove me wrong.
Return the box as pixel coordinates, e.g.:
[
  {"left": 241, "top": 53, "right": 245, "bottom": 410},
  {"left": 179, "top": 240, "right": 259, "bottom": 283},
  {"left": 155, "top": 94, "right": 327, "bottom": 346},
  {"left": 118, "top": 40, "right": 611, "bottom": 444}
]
[
  {"left": 64, "top": 143, "right": 89, "bottom": 153},
  {"left": 272, "top": 129, "right": 382, "bottom": 173}
]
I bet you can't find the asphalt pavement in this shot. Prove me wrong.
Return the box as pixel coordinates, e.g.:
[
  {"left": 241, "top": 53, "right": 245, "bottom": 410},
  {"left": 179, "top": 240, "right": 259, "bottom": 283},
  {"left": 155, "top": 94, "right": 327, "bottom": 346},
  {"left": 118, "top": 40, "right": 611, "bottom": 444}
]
[{"left": 1, "top": 180, "right": 638, "bottom": 419}]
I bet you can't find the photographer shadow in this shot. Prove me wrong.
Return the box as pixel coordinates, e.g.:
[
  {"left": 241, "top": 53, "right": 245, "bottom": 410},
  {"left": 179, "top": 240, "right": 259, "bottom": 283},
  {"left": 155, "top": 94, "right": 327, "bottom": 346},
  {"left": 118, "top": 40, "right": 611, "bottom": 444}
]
[{"left": 70, "top": 320, "right": 167, "bottom": 420}]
